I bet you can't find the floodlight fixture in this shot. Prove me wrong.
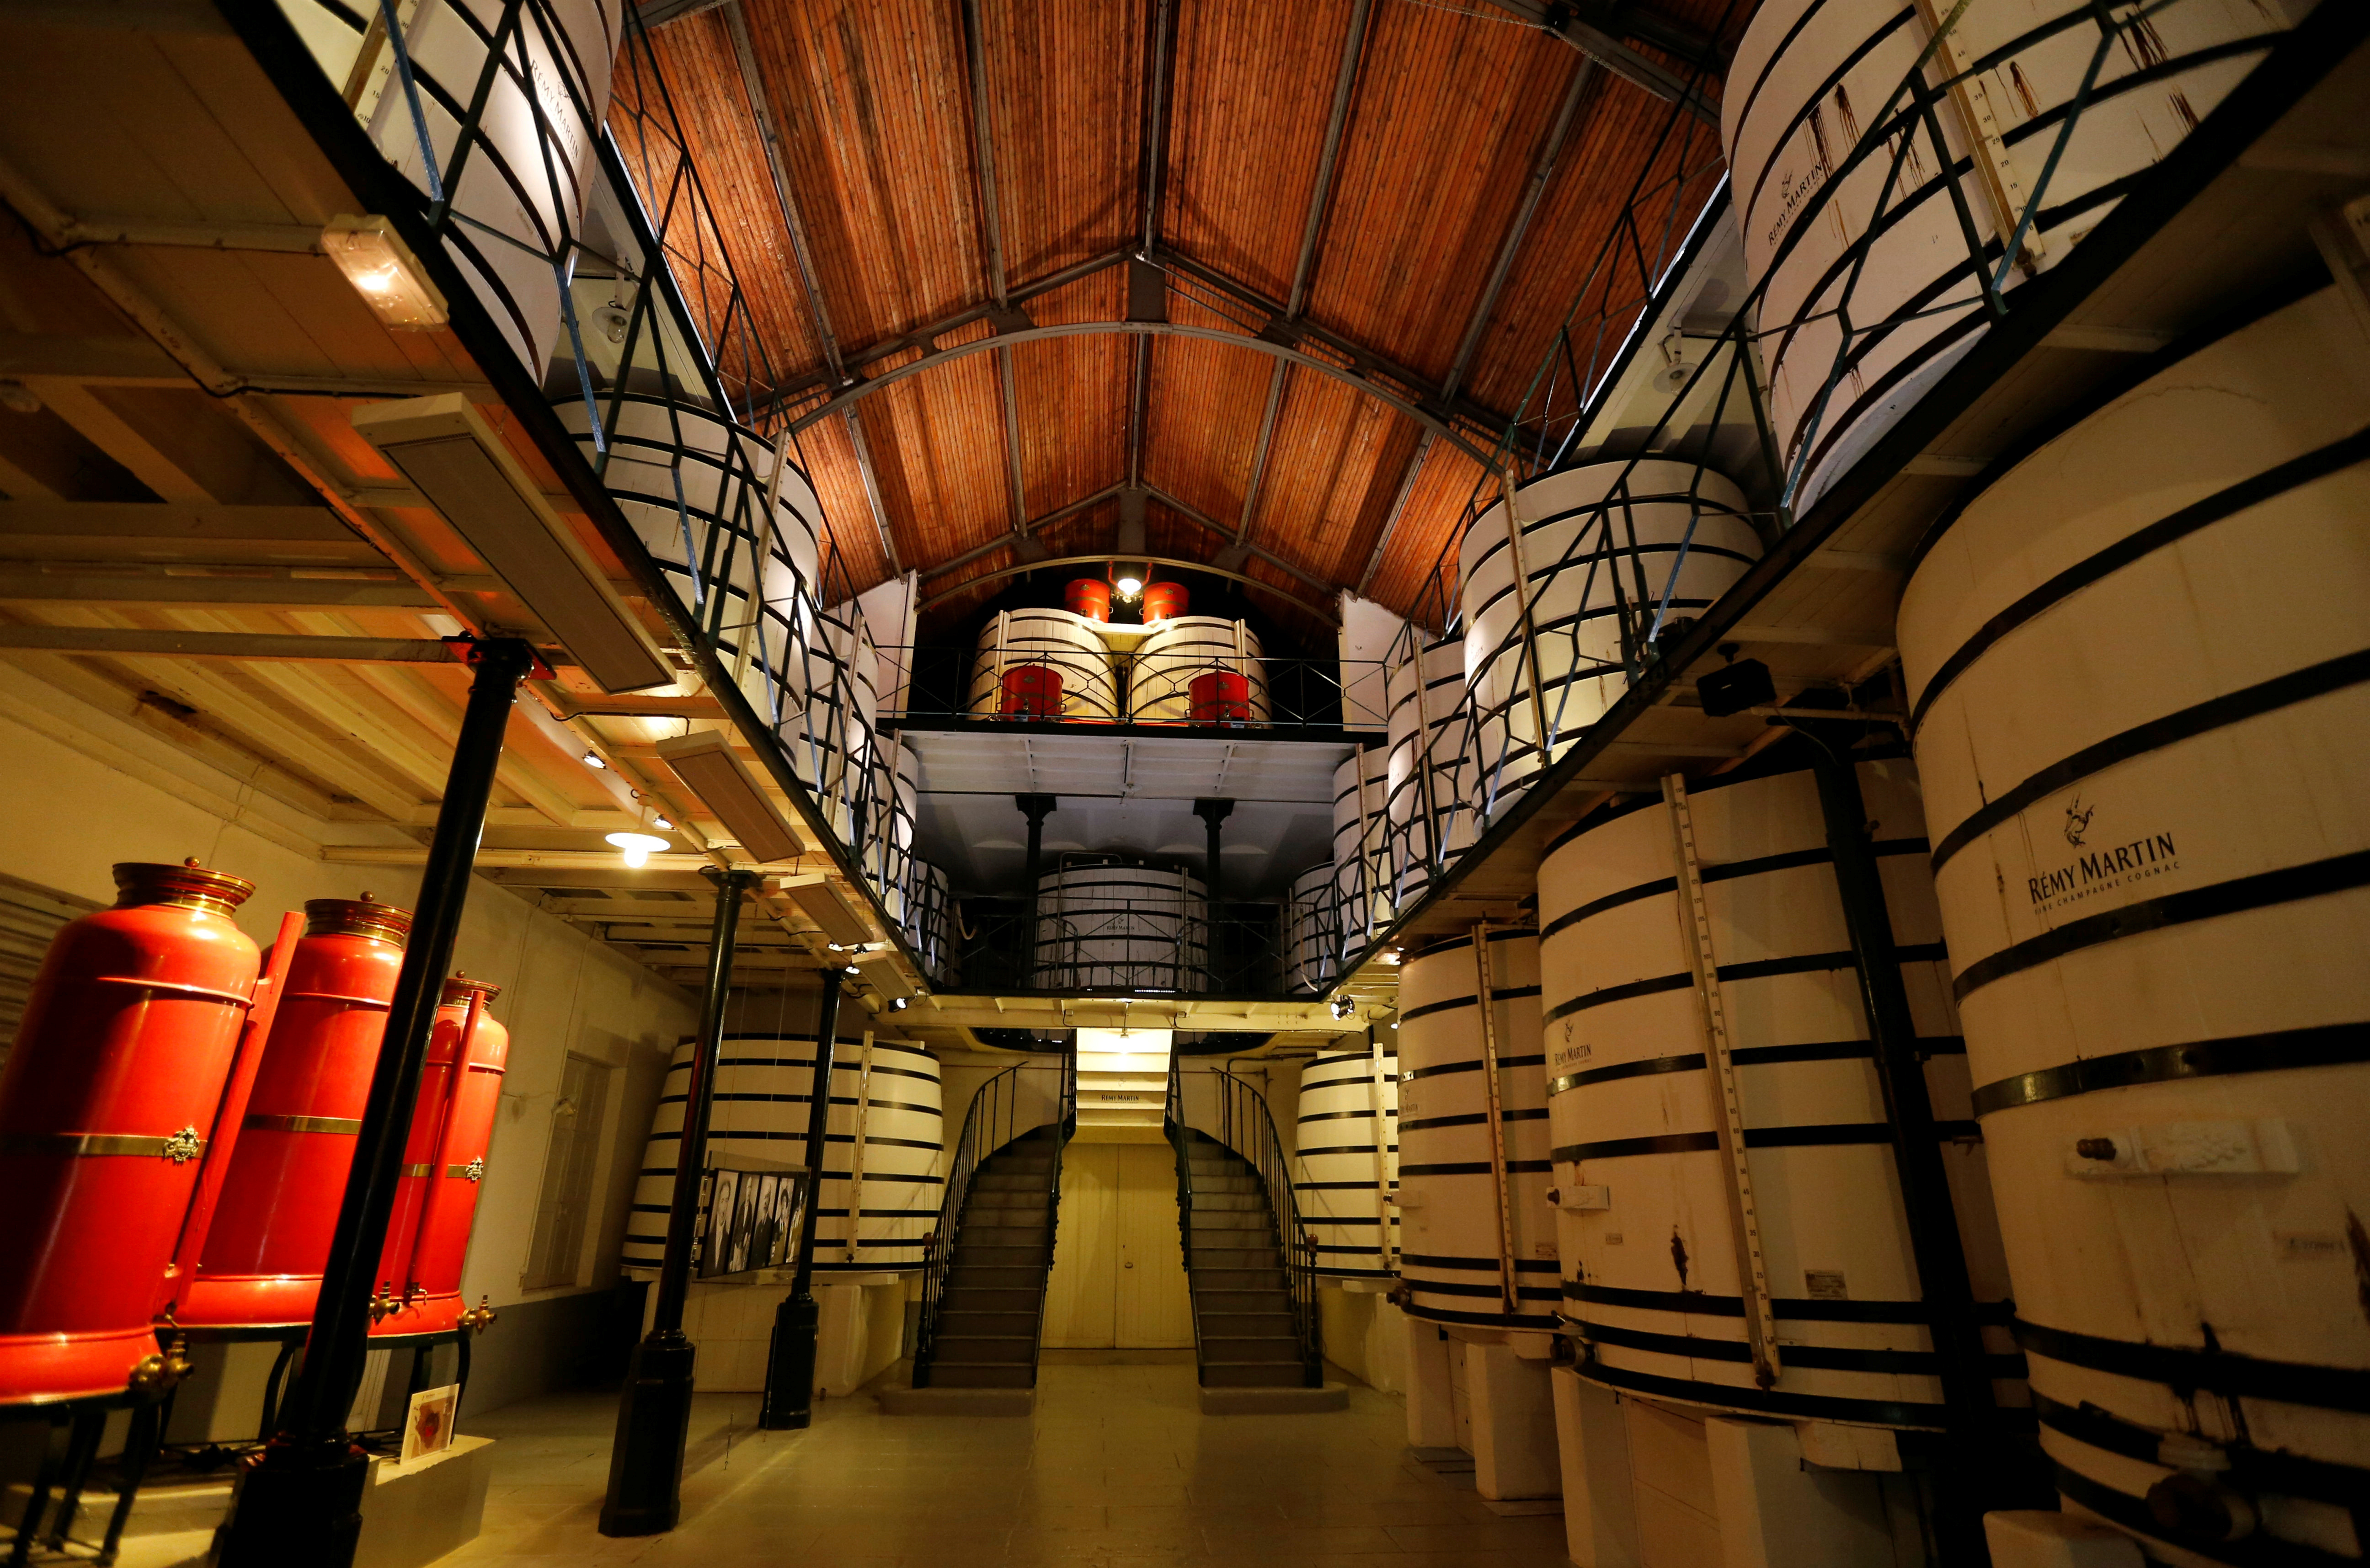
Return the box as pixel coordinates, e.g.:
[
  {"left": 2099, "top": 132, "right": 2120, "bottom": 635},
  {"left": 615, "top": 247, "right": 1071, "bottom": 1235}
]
[{"left": 656, "top": 729, "right": 805, "bottom": 864}]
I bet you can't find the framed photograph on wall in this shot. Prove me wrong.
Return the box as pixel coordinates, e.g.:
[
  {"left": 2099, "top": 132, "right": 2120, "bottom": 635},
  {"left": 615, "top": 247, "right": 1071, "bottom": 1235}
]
[{"left": 696, "top": 1163, "right": 808, "bottom": 1280}]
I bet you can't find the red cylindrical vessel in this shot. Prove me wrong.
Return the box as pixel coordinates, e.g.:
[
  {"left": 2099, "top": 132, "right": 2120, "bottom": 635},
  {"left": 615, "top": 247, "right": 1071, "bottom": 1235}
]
[
  {"left": 177, "top": 896, "right": 412, "bottom": 1328},
  {"left": 1189, "top": 670, "right": 1252, "bottom": 726},
  {"left": 373, "top": 977, "right": 507, "bottom": 1338},
  {"left": 1141, "top": 582, "right": 1189, "bottom": 622},
  {"left": 1064, "top": 578, "right": 1111, "bottom": 621},
  {"left": 367, "top": 982, "right": 465, "bottom": 1319},
  {"left": 0, "top": 860, "right": 259, "bottom": 1402},
  {"left": 1000, "top": 663, "right": 1064, "bottom": 718}
]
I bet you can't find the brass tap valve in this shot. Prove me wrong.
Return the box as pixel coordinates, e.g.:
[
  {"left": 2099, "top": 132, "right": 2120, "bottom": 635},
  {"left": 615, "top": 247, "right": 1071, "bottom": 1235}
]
[{"left": 457, "top": 1296, "right": 499, "bottom": 1335}]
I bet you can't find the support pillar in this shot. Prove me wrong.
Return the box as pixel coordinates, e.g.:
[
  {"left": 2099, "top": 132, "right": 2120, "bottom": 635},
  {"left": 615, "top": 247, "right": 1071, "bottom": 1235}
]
[
  {"left": 1467, "top": 1341, "right": 1561, "bottom": 1502},
  {"left": 1800, "top": 722, "right": 2001, "bottom": 1563},
  {"left": 1193, "top": 797, "right": 1232, "bottom": 989},
  {"left": 598, "top": 866, "right": 757, "bottom": 1536},
  {"left": 758, "top": 976, "right": 845, "bottom": 1429},
  {"left": 214, "top": 639, "right": 538, "bottom": 1568},
  {"left": 1403, "top": 1320, "right": 1459, "bottom": 1451},
  {"left": 1015, "top": 794, "right": 1056, "bottom": 983},
  {"left": 1550, "top": 1367, "right": 1641, "bottom": 1568}
]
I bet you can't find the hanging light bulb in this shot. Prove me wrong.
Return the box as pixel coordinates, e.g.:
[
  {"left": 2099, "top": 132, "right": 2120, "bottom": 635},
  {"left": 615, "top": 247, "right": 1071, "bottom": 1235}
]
[
  {"left": 1114, "top": 573, "right": 1144, "bottom": 599},
  {"left": 605, "top": 831, "right": 669, "bottom": 869}
]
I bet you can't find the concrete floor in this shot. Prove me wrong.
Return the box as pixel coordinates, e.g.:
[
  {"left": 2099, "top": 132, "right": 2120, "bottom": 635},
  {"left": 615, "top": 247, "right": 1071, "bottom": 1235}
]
[{"left": 440, "top": 1364, "right": 1570, "bottom": 1567}]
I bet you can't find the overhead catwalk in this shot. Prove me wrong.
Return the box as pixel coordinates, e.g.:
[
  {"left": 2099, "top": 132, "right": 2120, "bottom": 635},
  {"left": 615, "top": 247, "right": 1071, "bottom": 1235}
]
[
  {"left": 1899, "top": 281, "right": 2370, "bottom": 1557},
  {"left": 1726, "top": 0, "right": 2296, "bottom": 506},
  {"left": 1395, "top": 928, "right": 1558, "bottom": 1333},
  {"left": 1331, "top": 747, "right": 1393, "bottom": 969},
  {"left": 1461, "top": 462, "right": 1759, "bottom": 818}
]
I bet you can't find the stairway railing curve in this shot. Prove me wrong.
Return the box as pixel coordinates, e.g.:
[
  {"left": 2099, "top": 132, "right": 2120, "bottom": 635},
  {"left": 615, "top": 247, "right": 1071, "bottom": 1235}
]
[
  {"left": 1174, "top": 1061, "right": 1323, "bottom": 1389},
  {"left": 910, "top": 1057, "right": 1066, "bottom": 1388}
]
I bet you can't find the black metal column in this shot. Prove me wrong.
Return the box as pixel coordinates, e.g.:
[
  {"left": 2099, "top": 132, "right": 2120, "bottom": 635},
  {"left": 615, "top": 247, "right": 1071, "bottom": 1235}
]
[
  {"left": 598, "top": 865, "right": 755, "bottom": 1536},
  {"left": 1801, "top": 728, "right": 2007, "bottom": 1561},
  {"left": 1016, "top": 794, "right": 1056, "bottom": 981},
  {"left": 1193, "top": 798, "right": 1233, "bottom": 989},
  {"left": 758, "top": 975, "right": 844, "bottom": 1429},
  {"left": 214, "top": 639, "right": 536, "bottom": 1568}
]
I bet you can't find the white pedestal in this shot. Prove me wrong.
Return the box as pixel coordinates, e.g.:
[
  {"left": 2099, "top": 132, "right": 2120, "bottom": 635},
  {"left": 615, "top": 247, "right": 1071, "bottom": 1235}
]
[
  {"left": 1404, "top": 1317, "right": 1459, "bottom": 1450},
  {"left": 1705, "top": 1418, "right": 1897, "bottom": 1568},
  {"left": 1983, "top": 1511, "right": 2146, "bottom": 1568},
  {"left": 354, "top": 1435, "right": 492, "bottom": 1568},
  {"left": 1466, "top": 1344, "right": 1560, "bottom": 1501},
  {"left": 1551, "top": 1368, "right": 1641, "bottom": 1568}
]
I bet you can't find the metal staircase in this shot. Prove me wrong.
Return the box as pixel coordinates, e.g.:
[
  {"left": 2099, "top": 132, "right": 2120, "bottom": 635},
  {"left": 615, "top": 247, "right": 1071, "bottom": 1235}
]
[
  {"left": 912, "top": 1056, "right": 1075, "bottom": 1390},
  {"left": 1168, "top": 1062, "right": 1323, "bottom": 1389}
]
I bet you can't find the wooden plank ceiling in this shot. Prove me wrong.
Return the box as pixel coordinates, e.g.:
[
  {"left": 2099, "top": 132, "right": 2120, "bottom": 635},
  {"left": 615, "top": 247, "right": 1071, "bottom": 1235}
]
[{"left": 633, "top": 0, "right": 1747, "bottom": 637}]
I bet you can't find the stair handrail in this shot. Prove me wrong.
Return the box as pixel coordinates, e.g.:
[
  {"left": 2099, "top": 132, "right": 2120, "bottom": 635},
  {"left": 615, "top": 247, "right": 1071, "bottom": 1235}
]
[
  {"left": 1186, "top": 1063, "right": 1325, "bottom": 1388},
  {"left": 1162, "top": 1051, "right": 1206, "bottom": 1381},
  {"left": 1034, "top": 1044, "right": 1078, "bottom": 1381},
  {"left": 911, "top": 1058, "right": 1061, "bottom": 1387}
]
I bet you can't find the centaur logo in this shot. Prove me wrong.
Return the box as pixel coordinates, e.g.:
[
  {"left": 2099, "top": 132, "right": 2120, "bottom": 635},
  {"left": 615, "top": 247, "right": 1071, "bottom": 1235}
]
[{"left": 2028, "top": 797, "right": 2180, "bottom": 914}]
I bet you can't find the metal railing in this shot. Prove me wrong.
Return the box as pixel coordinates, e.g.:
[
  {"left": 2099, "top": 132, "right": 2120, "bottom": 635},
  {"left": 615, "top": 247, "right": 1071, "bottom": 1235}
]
[
  {"left": 1166, "top": 1057, "right": 1322, "bottom": 1389},
  {"left": 887, "top": 647, "right": 1391, "bottom": 733},
  {"left": 910, "top": 1053, "right": 1074, "bottom": 1388},
  {"left": 1365, "top": 0, "right": 2292, "bottom": 925},
  {"left": 953, "top": 897, "right": 1288, "bottom": 996}
]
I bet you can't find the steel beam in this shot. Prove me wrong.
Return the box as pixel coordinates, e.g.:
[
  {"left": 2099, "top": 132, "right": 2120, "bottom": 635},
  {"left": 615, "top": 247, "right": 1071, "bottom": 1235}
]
[
  {"left": 0, "top": 626, "right": 460, "bottom": 662},
  {"left": 960, "top": 0, "right": 1032, "bottom": 544},
  {"left": 1146, "top": 485, "right": 1333, "bottom": 597},
  {"left": 1443, "top": 59, "right": 1599, "bottom": 403},
  {"left": 785, "top": 320, "right": 1501, "bottom": 471},
  {"left": 917, "top": 551, "right": 1327, "bottom": 616},
  {"left": 1129, "top": 0, "right": 1181, "bottom": 513},
  {"left": 1474, "top": 0, "right": 1721, "bottom": 123},
  {"left": 1356, "top": 430, "right": 1434, "bottom": 595},
  {"left": 919, "top": 483, "right": 1126, "bottom": 582}
]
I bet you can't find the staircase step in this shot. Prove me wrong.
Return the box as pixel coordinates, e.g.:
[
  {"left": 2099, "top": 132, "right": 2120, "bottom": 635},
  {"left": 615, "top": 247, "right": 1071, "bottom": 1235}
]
[
  {"left": 969, "top": 1189, "right": 1050, "bottom": 1210},
  {"left": 961, "top": 1223, "right": 1051, "bottom": 1248},
  {"left": 939, "top": 1285, "right": 1039, "bottom": 1312},
  {"left": 946, "top": 1265, "right": 1041, "bottom": 1291},
  {"left": 957, "top": 1245, "right": 1051, "bottom": 1268},
  {"left": 931, "top": 1336, "right": 1038, "bottom": 1365},
  {"left": 1199, "top": 1311, "right": 1295, "bottom": 1336},
  {"left": 1191, "top": 1269, "right": 1287, "bottom": 1292},
  {"left": 1201, "top": 1361, "right": 1312, "bottom": 1388},
  {"left": 939, "top": 1310, "right": 1038, "bottom": 1337},
  {"left": 1202, "top": 1335, "right": 1303, "bottom": 1363},
  {"left": 1189, "top": 1211, "right": 1270, "bottom": 1232},
  {"left": 1193, "top": 1191, "right": 1265, "bottom": 1211},
  {"left": 1189, "top": 1248, "right": 1282, "bottom": 1270}
]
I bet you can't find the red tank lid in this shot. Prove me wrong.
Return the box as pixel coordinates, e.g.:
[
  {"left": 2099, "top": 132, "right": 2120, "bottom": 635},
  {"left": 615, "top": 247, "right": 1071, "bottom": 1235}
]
[{"left": 113, "top": 858, "right": 256, "bottom": 918}]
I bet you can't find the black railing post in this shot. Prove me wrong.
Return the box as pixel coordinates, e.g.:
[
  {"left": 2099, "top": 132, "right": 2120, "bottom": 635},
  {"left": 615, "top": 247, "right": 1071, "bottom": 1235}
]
[
  {"left": 759, "top": 976, "right": 845, "bottom": 1428},
  {"left": 214, "top": 639, "right": 537, "bottom": 1568},
  {"left": 598, "top": 864, "right": 755, "bottom": 1536}
]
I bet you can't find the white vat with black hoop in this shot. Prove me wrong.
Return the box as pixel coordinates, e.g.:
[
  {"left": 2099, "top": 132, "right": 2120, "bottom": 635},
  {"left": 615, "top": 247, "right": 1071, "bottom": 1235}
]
[
  {"left": 1900, "top": 282, "right": 2370, "bottom": 1546},
  {"left": 1396, "top": 928, "right": 1559, "bottom": 1334},
  {"left": 1726, "top": 0, "right": 2296, "bottom": 507},
  {"left": 1539, "top": 755, "right": 2018, "bottom": 1428},
  {"left": 1293, "top": 1042, "right": 1399, "bottom": 1278},
  {"left": 1332, "top": 747, "right": 1392, "bottom": 966},
  {"left": 622, "top": 1032, "right": 944, "bottom": 1275}
]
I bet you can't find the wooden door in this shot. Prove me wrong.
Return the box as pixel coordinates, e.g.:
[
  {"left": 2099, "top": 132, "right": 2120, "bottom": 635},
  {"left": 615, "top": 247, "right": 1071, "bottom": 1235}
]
[{"left": 1041, "top": 1142, "right": 1193, "bottom": 1348}]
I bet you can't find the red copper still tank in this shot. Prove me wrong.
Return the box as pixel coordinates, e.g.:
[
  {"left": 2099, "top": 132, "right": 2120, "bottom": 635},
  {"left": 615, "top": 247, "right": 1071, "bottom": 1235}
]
[
  {"left": 0, "top": 860, "right": 260, "bottom": 1401},
  {"left": 373, "top": 976, "right": 508, "bottom": 1337},
  {"left": 176, "top": 896, "right": 413, "bottom": 1328}
]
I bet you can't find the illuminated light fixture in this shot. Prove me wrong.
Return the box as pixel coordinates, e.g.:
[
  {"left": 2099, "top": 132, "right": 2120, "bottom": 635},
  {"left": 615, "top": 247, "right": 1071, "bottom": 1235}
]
[
  {"left": 782, "top": 879, "right": 873, "bottom": 947},
  {"left": 1380, "top": 948, "right": 1402, "bottom": 965},
  {"left": 352, "top": 394, "right": 674, "bottom": 694},
  {"left": 1329, "top": 995, "right": 1356, "bottom": 1020},
  {"left": 582, "top": 750, "right": 607, "bottom": 769},
  {"left": 1114, "top": 573, "right": 1144, "bottom": 599},
  {"left": 323, "top": 215, "right": 447, "bottom": 330},
  {"left": 843, "top": 963, "right": 861, "bottom": 976},
  {"left": 652, "top": 815, "right": 673, "bottom": 830},
  {"left": 655, "top": 730, "right": 804, "bottom": 864},
  {"left": 890, "top": 996, "right": 908, "bottom": 1011},
  {"left": 605, "top": 831, "right": 669, "bottom": 869}
]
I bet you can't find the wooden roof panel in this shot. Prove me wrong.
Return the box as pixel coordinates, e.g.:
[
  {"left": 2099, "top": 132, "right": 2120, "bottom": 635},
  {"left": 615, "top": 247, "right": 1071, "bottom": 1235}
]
[{"left": 983, "top": 0, "right": 1147, "bottom": 281}]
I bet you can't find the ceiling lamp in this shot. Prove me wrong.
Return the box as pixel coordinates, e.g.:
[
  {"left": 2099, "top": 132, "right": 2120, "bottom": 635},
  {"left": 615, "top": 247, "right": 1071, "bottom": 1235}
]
[
  {"left": 323, "top": 215, "right": 447, "bottom": 330},
  {"left": 605, "top": 831, "right": 669, "bottom": 869},
  {"left": 1113, "top": 565, "right": 1145, "bottom": 600},
  {"left": 656, "top": 730, "right": 804, "bottom": 864},
  {"left": 352, "top": 393, "right": 674, "bottom": 694}
]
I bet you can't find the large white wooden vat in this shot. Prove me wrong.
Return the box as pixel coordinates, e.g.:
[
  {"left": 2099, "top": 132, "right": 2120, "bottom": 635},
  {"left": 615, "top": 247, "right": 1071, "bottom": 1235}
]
[
  {"left": 1899, "top": 283, "right": 2370, "bottom": 1553},
  {"left": 965, "top": 607, "right": 1121, "bottom": 721},
  {"left": 1462, "top": 462, "right": 1758, "bottom": 818},
  {"left": 1282, "top": 863, "right": 1339, "bottom": 995},
  {"left": 1727, "top": 0, "right": 2295, "bottom": 507},
  {"left": 1384, "top": 635, "right": 1479, "bottom": 910},
  {"left": 1397, "top": 928, "right": 1559, "bottom": 1333},
  {"left": 1126, "top": 616, "right": 1270, "bottom": 725},
  {"left": 1032, "top": 860, "right": 1209, "bottom": 993},
  {"left": 1540, "top": 756, "right": 2019, "bottom": 1429},
  {"left": 1293, "top": 1042, "right": 1400, "bottom": 1279},
  {"left": 622, "top": 1032, "right": 944, "bottom": 1276},
  {"left": 1332, "top": 747, "right": 1393, "bottom": 965}
]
